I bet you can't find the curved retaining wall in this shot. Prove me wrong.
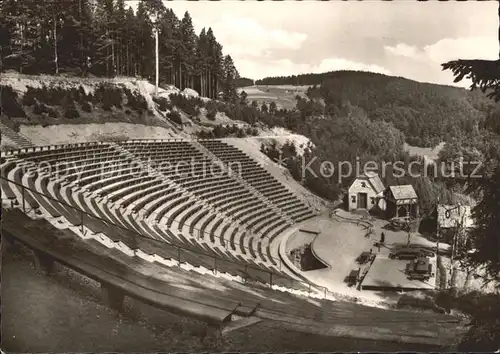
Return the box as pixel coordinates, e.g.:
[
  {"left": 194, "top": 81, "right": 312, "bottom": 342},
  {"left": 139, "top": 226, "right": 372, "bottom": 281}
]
[{"left": 278, "top": 225, "right": 330, "bottom": 285}]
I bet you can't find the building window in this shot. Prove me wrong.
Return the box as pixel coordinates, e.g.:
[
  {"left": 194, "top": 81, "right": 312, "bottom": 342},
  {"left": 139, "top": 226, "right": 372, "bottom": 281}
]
[
  {"left": 351, "top": 195, "right": 356, "bottom": 203},
  {"left": 371, "top": 197, "right": 375, "bottom": 204},
  {"left": 361, "top": 182, "right": 366, "bottom": 188}
]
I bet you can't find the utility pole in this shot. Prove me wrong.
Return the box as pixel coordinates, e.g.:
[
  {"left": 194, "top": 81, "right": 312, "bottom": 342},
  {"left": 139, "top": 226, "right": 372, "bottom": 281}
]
[
  {"left": 155, "top": 26, "right": 159, "bottom": 96},
  {"left": 449, "top": 204, "right": 464, "bottom": 290},
  {"left": 150, "top": 10, "right": 159, "bottom": 96},
  {"left": 436, "top": 198, "right": 440, "bottom": 257}
]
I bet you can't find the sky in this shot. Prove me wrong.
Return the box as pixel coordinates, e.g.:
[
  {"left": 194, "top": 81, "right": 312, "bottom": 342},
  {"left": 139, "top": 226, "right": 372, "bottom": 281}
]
[{"left": 127, "top": 1, "right": 498, "bottom": 87}]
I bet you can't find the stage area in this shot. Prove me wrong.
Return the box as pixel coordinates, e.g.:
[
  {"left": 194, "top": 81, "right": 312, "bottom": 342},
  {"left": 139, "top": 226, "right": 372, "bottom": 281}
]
[
  {"left": 284, "top": 213, "right": 437, "bottom": 301},
  {"left": 289, "top": 216, "right": 375, "bottom": 299},
  {"left": 360, "top": 257, "right": 436, "bottom": 292}
]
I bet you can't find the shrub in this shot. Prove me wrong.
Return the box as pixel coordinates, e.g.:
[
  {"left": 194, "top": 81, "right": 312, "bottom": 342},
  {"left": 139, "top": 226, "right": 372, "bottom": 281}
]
[
  {"left": 196, "top": 130, "right": 214, "bottom": 139},
  {"left": 64, "top": 104, "right": 80, "bottom": 119},
  {"left": 34, "top": 102, "right": 47, "bottom": 115},
  {"left": 22, "top": 86, "right": 37, "bottom": 106},
  {"left": 153, "top": 96, "right": 171, "bottom": 112},
  {"left": 48, "top": 105, "right": 59, "bottom": 118},
  {"left": 125, "top": 88, "right": 147, "bottom": 112},
  {"left": 0, "top": 85, "right": 26, "bottom": 117},
  {"left": 206, "top": 105, "right": 217, "bottom": 120},
  {"left": 90, "top": 132, "right": 129, "bottom": 142},
  {"left": 34, "top": 102, "right": 60, "bottom": 118},
  {"left": 169, "top": 93, "right": 202, "bottom": 117},
  {"left": 246, "top": 127, "right": 255, "bottom": 136},
  {"left": 125, "top": 109, "right": 131, "bottom": 115},
  {"left": 96, "top": 83, "right": 123, "bottom": 109},
  {"left": 168, "top": 110, "right": 183, "bottom": 125},
  {"left": 12, "top": 122, "right": 20, "bottom": 132},
  {"left": 77, "top": 86, "right": 88, "bottom": 104},
  {"left": 236, "top": 128, "right": 246, "bottom": 138},
  {"left": 396, "top": 291, "right": 446, "bottom": 314},
  {"left": 102, "top": 101, "right": 112, "bottom": 111},
  {"left": 36, "top": 85, "right": 50, "bottom": 104},
  {"left": 66, "top": 88, "right": 81, "bottom": 104},
  {"left": 33, "top": 102, "right": 43, "bottom": 115},
  {"left": 108, "top": 87, "right": 123, "bottom": 108},
  {"left": 46, "top": 86, "right": 65, "bottom": 105}
]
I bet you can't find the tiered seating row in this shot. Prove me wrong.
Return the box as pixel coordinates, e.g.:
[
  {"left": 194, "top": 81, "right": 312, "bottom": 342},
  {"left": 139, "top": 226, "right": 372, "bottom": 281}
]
[
  {"left": 1, "top": 139, "right": 319, "bottom": 290},
  {"left": 199, "top": 139, "right": 317, "bottom": 223},
  {"left": 117, "top": 141, "right": 291, "bottom": 264}
]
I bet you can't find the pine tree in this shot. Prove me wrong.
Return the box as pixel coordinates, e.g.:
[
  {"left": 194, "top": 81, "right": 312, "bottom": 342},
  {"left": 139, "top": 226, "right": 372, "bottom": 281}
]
[
  {"left": 206, "top": 28, "right": 224, "bottom": 99},
  {"left": 222, "top": 54, "right": 239, "bottom": 102},
  {"left": 113, "top": 0, "right": 127, "bottom": 76},
  {"left": 93, "top": 0, "right": 116, "bottom": 77},
  {"left": 442, "top": 0, "right": 500, "bottom": 284},
  {"left": 1, "top": 0, "right": 39, "bottom": 73},
  {"left": 0, "top": 0, "right": 242, "bottom": 94},
  {"left": 179, "top": 11, "right": 197, "bottom": 90},
  {"left": 157, "top": 9, "right": 179, "bottom": 86},
  {"left": 124, "top": 7, "right": 137, "bottom": 76},
  {"left": 134, "top": 1, "right": 154, "bottom": 79},
  {"left": 56, "top": 0, "right": 93, "bottom": 75},
  {"left": 196, "top": 28, "right": 209, "bottom": 96}
]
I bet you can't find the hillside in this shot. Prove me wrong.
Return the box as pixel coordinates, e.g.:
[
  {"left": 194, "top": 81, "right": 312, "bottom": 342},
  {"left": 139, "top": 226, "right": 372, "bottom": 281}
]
[
  {"left": 235, "top": 71, "right": 498, "bottom": 215},
  {"left": 0, "top": 1, "right": 240, "bottom": 101},
  {"left": 0, "top": 73, "right": 329, "bottom": 212},
  {"left": 252, "top": 70, "right": 495, "bottom": 147}
]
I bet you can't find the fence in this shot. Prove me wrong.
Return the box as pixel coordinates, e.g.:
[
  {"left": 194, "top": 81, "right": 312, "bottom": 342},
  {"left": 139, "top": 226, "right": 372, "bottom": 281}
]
[{"left": 1, "top": 175, "right": 328, "bottom": 298}]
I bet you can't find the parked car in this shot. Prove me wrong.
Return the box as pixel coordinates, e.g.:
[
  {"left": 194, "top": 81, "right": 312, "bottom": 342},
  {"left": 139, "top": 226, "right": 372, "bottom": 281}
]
[
  {"left": 346, "top": 269, "right": 360, "bottom": 287},
  {"left": 389, "top": 247, "right": 434, "bottom": 260},
  {"left": 386, "top": 217, "right": 411, "bottom": 232},
  {"left": 406, "top": 257, "right": 434, "bottom": 281}
]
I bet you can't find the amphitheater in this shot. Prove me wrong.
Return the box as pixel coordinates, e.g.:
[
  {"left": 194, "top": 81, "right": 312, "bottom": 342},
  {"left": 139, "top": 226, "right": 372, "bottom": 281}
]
[{"left": 1, "top": 136, "right": 465, "bottom": 348}]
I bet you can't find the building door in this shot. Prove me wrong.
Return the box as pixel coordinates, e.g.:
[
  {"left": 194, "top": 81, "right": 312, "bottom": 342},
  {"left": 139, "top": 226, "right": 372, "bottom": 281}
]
[{"left": 358, "top": 193, "right": 368, "bottom": 209}]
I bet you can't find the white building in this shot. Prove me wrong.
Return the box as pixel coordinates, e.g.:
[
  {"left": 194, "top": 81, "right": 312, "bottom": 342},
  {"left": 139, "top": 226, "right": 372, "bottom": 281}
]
[{"left": 347, "top": 172, "right": 385, "bottom": 212}]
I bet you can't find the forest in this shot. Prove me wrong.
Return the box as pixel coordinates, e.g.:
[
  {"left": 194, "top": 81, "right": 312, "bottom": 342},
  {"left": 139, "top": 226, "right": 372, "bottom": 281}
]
[
  {"left": 258, "top": 71, "right": 495, "bottom": 147},
  {"left": 235, "top": 77, "right": 254, "bottom": 87},
  {"left": 0, "top": 0, "right": 240, "bottom": 101},
  {"left": 253, "top": 70, "right": 500, "bottom": 219}
]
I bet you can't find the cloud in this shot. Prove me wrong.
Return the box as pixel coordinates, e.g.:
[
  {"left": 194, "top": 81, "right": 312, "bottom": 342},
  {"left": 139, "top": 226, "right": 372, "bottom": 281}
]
[
  {"left": 383, "top": 36, "right": 497, "bottom": 87},
  {"left": 385, "top": 36, "right": 496, "bottom": 64},
  {"left": 207, "top": 15, "right": 391, "bottom": 79},
  {"left": 423, "top": 36, "right": 496, "bottom": 63},
  {"left": 384, "top": 43, "right": 420, "bottom": 59},
  {"left": 237, "top": 58, "right": 391, "bottom": 80}
]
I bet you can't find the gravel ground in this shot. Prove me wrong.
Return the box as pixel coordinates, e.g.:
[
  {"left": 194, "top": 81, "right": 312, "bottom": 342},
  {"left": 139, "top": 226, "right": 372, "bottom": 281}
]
[{"left": 2, "top": 245, "right": 447, "bottom": 352}]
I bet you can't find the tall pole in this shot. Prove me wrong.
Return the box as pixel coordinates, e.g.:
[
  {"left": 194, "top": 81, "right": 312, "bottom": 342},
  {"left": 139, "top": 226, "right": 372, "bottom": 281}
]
[{"left": 155, "top": 27, "right": 159, "bottom": 96}]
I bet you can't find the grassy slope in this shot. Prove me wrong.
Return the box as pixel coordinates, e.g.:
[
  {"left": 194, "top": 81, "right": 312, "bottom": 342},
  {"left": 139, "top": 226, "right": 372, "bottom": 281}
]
[{"left": 238, "top": 85, "right": 309, "bottom": 110}]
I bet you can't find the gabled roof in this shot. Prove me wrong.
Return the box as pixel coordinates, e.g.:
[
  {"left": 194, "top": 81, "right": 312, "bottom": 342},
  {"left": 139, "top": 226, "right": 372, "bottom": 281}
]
[
  {"left": 365, "top": 172, "right": 385, "bottom": 195},
  {"left": 389, "top": 185, "right": 417, "bottom": 200},
  {"left": 437, "top": 204, "right": 474, "bottom": 228},
  {"left": 349, "top": 172, "right": 385, "bottom": 195}
]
